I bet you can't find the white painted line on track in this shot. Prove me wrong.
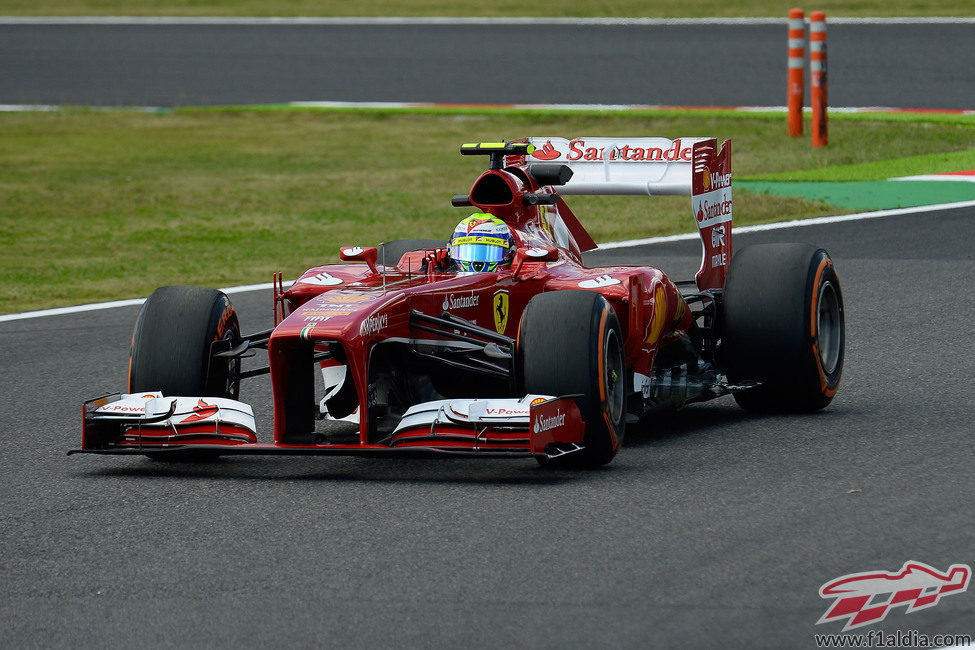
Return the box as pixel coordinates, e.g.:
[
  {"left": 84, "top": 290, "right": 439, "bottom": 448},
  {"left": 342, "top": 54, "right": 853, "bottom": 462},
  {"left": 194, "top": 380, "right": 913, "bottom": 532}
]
[
  {"left": 596, "top": 199, "right": 975, "bottom": 249},
  {"left": 290, "top": 101, "right": 975, "bottom": 115},
  {"left": 1, "top": 16, "right": 974, "bottom": 25},
  {"left": 4, "top": 102, "right": 973, "bottom": 115},
  {"left": 890, "top": 174, "right": 975, "bottom": 182},
  {"left": 0, "top": 282, "right": 277, "bottom": 323},
  {"left": 2, "top": 200, "right": 974, "bottom": 323}
]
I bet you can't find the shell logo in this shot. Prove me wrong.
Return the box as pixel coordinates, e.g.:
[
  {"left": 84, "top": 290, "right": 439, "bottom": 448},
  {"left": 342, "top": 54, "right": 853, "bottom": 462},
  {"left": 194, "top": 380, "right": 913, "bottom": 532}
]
[
  {"left": 644, "top": 285, "right": 669, "bottom": 345},
  {"left": 702, "top": 170, "right": 711, "bottom": 191},
  {"left": 530, "top": 397, "right": 546, "bottom": 406}
]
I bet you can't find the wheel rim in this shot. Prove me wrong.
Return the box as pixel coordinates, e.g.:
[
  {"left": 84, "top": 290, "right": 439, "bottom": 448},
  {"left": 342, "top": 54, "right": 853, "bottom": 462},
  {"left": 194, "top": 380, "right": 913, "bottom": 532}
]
[
  {"left": 816, "top": 281, "right": 842, "bottom": 374},
  {"left": 604, "top": 328, "right": 625, "bottom": 423}
]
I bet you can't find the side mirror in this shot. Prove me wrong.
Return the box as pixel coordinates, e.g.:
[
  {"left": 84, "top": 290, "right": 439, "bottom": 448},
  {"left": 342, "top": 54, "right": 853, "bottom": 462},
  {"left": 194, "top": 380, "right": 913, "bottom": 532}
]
[{"left": 339, "top": 246, "right": 379, "bottom": 274}]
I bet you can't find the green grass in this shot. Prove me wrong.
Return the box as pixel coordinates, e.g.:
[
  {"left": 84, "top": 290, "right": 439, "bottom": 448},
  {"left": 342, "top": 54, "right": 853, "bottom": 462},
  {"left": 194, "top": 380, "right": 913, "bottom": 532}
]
[
  {"left": 745, "top": 148, "right": 975, "bottom": 181},
  {"left": 1, "top": 107, "right": 973, "bottom": 313},
  {"left": 1, "top": 0, "right": 972, "bottom": 17}
]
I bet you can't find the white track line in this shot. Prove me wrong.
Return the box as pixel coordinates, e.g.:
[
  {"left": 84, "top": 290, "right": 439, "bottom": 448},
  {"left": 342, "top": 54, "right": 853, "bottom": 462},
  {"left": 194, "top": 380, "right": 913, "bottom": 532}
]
[
  {"left": 1, "top": 16, "right": 974, "bottom": 25},
  {"left": 2, "top": 200, "right": 974, "bottom": 323},
  {"left": 4, "top": 102, "right": 973, "bottom": 115},
  {"left": 0, "top": 283, "right": 277, "bottom": 323},
  {"left": 596, "top": 199, "right": 975, "bottom": 249}
]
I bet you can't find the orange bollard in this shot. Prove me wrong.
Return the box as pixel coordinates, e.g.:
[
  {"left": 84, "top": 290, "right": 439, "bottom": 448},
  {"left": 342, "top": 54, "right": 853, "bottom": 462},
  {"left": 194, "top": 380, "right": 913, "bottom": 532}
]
[
  {"left": 810, "top": 11, "right": 828, "bottom": 147},
  {"left": 787, "top": 8, "right": 806, "bottom": 137}
]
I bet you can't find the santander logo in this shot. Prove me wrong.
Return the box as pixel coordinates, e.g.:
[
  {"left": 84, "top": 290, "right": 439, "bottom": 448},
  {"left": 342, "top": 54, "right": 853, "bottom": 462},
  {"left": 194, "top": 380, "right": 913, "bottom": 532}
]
[
  {"left": 533, "top": 410, "right": 566, "bottom": 434},
  {"left": 531, "top": 140, "right": 561, "bottom": 160},
  {"left": 532, "top": 138, "right": 693, "bottom": 162}
]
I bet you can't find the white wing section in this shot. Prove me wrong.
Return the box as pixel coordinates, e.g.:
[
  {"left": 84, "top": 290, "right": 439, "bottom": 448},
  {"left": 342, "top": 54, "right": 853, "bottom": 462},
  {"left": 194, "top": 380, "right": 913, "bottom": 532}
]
[
  {"left": 526, "top": 136, "right": 709, "bottom": 196},
  {"left": 392, "top": 395, "right": 553, "bottom": 434},
  {"left": 94, "top": 393, "right": 257, "bottom": 434}
]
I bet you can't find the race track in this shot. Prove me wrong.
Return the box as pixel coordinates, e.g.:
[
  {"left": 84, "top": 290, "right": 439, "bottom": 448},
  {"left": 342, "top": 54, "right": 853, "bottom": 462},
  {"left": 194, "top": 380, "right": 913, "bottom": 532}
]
[
  {"left": 1, "top": 20, "right": 973, "bottom": 109},
  {"left": 2, "top": 15, "right": 973, "bottom": 647},
  {"left": 1, "top": 206, "right": 972, "bottom": 647}
]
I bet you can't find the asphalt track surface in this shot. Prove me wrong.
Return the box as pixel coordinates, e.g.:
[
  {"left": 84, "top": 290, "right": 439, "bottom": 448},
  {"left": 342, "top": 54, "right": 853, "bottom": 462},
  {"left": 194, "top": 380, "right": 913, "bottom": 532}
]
[
  {"left": 1, "top": 206, "right": 973, "bottom": 647},
  {"left": 1, "top": 22, "right": 973, "bottom": 109}
]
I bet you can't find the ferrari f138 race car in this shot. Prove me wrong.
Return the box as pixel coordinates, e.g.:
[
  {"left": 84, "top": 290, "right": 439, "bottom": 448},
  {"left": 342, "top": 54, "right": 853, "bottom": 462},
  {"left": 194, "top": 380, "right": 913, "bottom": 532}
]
[{"left": 74, "top": 137, "right": 845, "bottom": 467}]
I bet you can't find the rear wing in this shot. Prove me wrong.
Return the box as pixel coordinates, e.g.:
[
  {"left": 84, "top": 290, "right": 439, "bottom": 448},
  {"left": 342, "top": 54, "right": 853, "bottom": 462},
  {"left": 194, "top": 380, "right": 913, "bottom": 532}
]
[{"left": 522, "top": 137, "right": 732, "bottom": 291}]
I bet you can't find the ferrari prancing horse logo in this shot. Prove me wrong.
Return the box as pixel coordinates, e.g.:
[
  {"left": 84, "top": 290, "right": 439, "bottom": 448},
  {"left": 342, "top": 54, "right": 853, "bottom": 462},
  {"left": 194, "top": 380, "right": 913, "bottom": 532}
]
[{"left": 493, "top": 290, "right": 509, "bottom": 334}]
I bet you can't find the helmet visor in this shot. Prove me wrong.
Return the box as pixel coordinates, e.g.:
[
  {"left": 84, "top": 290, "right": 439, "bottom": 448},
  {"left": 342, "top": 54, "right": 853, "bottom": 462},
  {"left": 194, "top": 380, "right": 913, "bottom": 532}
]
[{"left": 450, "top": 241, "right": 508, "bottom": 264}]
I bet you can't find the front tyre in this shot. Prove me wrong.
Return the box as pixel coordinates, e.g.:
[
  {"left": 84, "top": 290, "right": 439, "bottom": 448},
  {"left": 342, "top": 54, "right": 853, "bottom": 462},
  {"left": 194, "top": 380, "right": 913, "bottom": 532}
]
[
  {"left": 129, "top": 285, "right": 240, "bottom": 398},
  {"left": 720, "top": 244, "right": 845, "bottom": 412},
  {"left": 128, "top": 286, "right": 240, "bottom": 462},
  {"left": 518, "top": 290, "right": 626, "bottom": 467}
]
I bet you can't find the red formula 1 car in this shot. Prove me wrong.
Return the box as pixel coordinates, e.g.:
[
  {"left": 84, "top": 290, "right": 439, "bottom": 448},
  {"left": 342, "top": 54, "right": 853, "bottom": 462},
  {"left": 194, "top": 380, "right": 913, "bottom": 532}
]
[{"left": 74, "top": 137, "right": 845, "bottom": 467}]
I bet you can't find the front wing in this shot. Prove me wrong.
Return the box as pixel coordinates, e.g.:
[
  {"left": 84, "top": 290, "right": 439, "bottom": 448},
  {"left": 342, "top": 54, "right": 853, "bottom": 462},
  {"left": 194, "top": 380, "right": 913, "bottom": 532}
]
[{"left": 71, "top": 393, "right": 586, "bottom": 460}]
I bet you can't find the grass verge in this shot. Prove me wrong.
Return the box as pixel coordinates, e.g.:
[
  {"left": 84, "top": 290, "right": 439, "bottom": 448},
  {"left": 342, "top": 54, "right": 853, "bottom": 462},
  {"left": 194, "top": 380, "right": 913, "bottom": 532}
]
[{"left": 1, "top": 107, "right": 972, "bottom": 313}]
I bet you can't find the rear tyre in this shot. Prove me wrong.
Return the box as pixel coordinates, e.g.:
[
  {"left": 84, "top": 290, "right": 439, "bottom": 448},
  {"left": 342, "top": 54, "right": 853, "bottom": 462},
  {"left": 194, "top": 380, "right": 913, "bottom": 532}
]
[
  {"left": 720, "top": 244, "right": 845, "bottom": 412},
  {"left": 518, "top": 290, "right": 626, "bottom": 468},
  {"left": 128, "top": 286, "right": 240, "bottom": 461},
  {"left": 376, "top": 239, "right": 446, "bottom": 267}
]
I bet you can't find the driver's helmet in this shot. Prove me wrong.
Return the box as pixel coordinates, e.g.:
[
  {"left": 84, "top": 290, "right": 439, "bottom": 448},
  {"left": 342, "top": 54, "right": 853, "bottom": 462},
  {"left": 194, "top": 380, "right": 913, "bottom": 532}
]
[{"left": 449, "top": 214, "right": 515, "bottom": 273}]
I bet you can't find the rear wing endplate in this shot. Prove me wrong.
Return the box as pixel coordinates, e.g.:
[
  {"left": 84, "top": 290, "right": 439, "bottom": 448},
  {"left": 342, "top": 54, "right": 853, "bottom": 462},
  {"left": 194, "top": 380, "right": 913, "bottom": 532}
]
[{"left": 521, "top": 137, "right": 732, "bottom": 291}]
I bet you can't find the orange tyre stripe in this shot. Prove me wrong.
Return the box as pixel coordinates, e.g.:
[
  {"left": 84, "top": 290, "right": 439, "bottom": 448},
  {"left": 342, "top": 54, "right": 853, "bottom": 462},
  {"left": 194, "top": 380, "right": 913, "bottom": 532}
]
[{"left": 596, "top": 305, "right": 619, "bottom": 450}]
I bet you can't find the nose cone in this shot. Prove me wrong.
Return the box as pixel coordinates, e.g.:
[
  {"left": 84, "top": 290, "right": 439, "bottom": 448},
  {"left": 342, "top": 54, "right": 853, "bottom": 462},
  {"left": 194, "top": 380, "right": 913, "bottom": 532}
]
[{"left": 278, "top": 291, "right": 396, "bottom": 342}]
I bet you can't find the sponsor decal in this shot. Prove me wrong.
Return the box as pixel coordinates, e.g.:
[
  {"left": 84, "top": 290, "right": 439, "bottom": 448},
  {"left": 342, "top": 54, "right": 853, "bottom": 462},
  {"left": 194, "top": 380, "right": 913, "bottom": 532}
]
[
  {"left": 321, "top": 293, "right": 372, "bottom": 304},
  {"left": 529, "top": 397, "right": 546, "bottom": 406},
  {"left": 529, "top": 137, "right": 697, "bottom": 164},
  {"left": 493, "top": 290, "right": 509, "bottom": 334},
  {"left": 359, "top": 313, "right": 388, "bottom": 336},
  {"left": 298, "top": 272, "right": 343, "bottom": 287},
  {"left": 692, "top": 140, "right": 733, "bottom": 234},
  {"left": 531, "top": 140, "right": 561, "bottom": 160},
  {"left": 180, "top": 399, "right": 219, "bottom": 424},
  {"left": 100, "top": 404, "right": 146, "bottom": 413},
  {"left": 694, "top": 194, "right": 733, "bottom": 226},
  {"left": 485, "top": 407, "right": 528, "bottom": 416},
  {"left": 533, "top": 410, "right": 566, "bottom": 434},
  {"left": 564, "top": 138, "right": 692, "bottom": 162},
  {"left": 303, "top": 315, "right": 332, "bottom": 322},
  {"left": 644, "top": 284, "right": 668, "bottom": 344},
  {"left": 442, "top": 293, "right": 479, "bottom": 311},
  {"left": 673, "top": 295, "right": 686, "bottom": 324},
  {"left": 303, "top": 307, "right": 353, "bottom": 316},
  {"left": 342, "top": 247, "right": 364, "bottom": 256},
  {"left": 465, "top": 217, "right": 496, "bottom": 233},
  {"left": 703, "top": 170, "right": 731, "bottom": 191},
  {"left": 634, "top": 372, "right": 652, "bottom": 398},
  {"left": 451, "top": 235, "right": 507, "bottom": 247},
  {"left": 524, "top": 247, "right": 549, "bottom": 258},
  {"left": 817, "top": 561, "right": 971, "bottom": 631},
  {"left": 579, "top": 274, "right": 621, "bottom": 289},
  {"left": 711, "top": 224, "right": 726, "bottom": 249}
]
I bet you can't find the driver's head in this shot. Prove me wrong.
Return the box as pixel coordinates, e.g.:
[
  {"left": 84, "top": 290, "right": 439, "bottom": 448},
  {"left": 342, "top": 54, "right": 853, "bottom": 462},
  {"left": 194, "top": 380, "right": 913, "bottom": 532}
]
[{"left": 449, "top": 214, "right": 514, "bottom": 272}]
